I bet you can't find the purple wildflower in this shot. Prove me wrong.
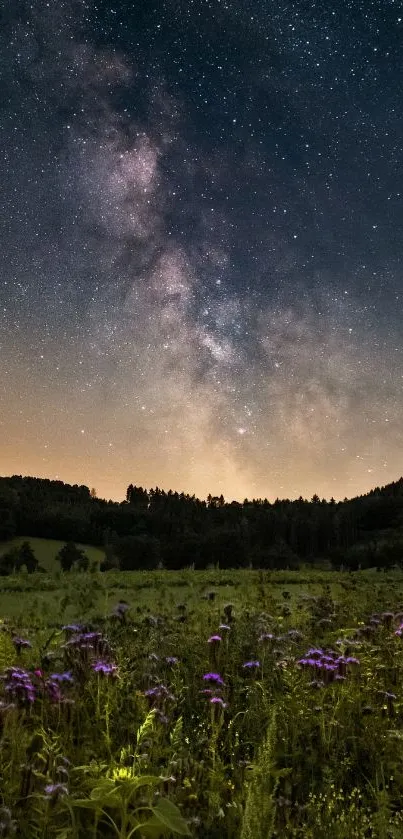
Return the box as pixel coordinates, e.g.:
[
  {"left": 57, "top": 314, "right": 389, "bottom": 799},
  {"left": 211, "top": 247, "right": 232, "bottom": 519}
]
[
  {"left": 210, "top": 696, "right": 227, "bottom": 708},
  {"left": 144, "top": 685, "right": 175, "bottom": 702},
  {"left": 45, "top": 680, "right": 64, "bottom": 702},
  {"left": 298, "top": 657, "right": 322, "bottom": 668},
  {"left": 165, "top": 657, "right": 179, "bottom": 665},
  {"left": 203, "top": 672, "right": 225, "bottom": 685},
  {"left": 208, "top": 635, "right": 222, "bottom": 643},
  {"left": 4, "top": 667, "right": 35, "bottom": 703},
  {"left": 144, "top": 687, "right": 162, "bottom": 697},
  {"left": 92, "top": 661, "right": 118, "bottom": 676},
  {"left": 219, "top": 624, "right": 231, "bottom": 631},
  {"left": 298, "top": 647, "right": 359, "bottom": 683},
  {"left": 242, "top": 660, "right": 260, "bottom": 669},
  {"left": 49, "top": 672, "right": 73, "bottom": 683},
  {"left": 80, "top": 632, "right": 102, "bottom": 643},
  {"left": 44, "top": 783, "right": 68, "bottom": 799}
]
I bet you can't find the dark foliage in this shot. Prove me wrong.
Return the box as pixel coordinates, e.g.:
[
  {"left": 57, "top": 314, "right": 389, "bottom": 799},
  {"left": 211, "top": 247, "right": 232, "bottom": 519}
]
[
  {"left": 2, "top": 474, "right": 403, "bottom": 571},
  {"left": 56, "top": 542, "right": 87, "bottom": 572}
]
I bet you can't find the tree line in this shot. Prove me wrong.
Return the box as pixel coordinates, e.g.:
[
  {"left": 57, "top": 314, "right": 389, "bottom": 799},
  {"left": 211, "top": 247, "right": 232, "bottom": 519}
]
[{"left": 1, "top": 475, "right": 403, "bottom": 572}]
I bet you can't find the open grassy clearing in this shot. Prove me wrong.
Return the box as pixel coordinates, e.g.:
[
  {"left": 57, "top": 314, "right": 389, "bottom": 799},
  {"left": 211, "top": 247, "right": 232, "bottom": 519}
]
[
  {"left": 0, "top": 563, "right": 399, "bottom": 622},
  {"left": 0, "top": 536, "right": 105, "bottom": 571}
]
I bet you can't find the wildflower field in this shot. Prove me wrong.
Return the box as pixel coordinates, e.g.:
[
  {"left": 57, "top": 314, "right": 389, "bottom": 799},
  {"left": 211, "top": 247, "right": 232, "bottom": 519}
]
[{"left": 2, "top": 569, "right": 403, "bottom": 837}]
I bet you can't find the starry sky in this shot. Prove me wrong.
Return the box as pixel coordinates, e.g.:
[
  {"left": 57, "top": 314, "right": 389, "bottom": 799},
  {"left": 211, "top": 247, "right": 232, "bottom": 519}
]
[{"left": 1, "top": 0, "right": 403, "bottom": 503}]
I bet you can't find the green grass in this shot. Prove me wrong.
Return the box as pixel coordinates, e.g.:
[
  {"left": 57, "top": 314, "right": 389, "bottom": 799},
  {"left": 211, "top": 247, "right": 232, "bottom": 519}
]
[
  {"left": 2, "top": 568, "right": 403, "bottom": 835},
  {"left": 0, "top": 536, "right": 105, "bottom": 572}
]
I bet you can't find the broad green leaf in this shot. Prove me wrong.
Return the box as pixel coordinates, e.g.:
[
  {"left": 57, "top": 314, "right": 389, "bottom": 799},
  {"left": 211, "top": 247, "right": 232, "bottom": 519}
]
[
  {"left": 150, "top": 798, "right": 191, "bottom": 836},
  {"left": 90, "top": 782, "right": 122, "bottom": 806},
  {"left": 90, "top": 780, "right": 118, "bottom": 799},
  {"left": 130, "top": 775, "right": 161, "bottom": 792},
  {"left": 128, "top": 820, "right": 165, "bottom": 839},
  {"left": 71, "top": 799, "right": 99, "bottom": 810}
]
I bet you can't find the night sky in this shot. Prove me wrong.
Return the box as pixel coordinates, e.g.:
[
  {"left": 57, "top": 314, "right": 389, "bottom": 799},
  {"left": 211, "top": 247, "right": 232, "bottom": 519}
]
[{"left": 1, "top": 0, "right": 402, "bottom": 502}]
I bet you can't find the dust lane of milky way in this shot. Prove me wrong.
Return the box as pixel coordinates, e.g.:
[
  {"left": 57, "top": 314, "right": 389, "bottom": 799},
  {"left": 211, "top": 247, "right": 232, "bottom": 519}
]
[{"left": 1, "top": 0, "right": 402, "bottom": 502}]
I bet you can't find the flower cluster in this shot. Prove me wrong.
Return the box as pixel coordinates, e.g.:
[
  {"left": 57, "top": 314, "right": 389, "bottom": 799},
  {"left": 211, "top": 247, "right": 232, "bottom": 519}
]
[
  {"left": 0, "top": 621, "right": 118, "bottom": 709},
  {"left": 92, "top": 661, "right": 118, "bottom": 677},
  {"left": 202, "top": 672, "right": 227, "bottom": 707},
  {"left": 144, "top": 684, "right": 175, "bottom": 701},
  {"left": 2, "top": 666, "right": 76, "bottom": 706},
  {"left": 63, "top": 630, "right": 106, "bottom": 651},
  {"left": 203, "top": 672, "right": 225, "bottom": 686},
  {"left": 62, "top": 627, "right": 116, "bottom": 675},
  {"left": 297, "top": 648, "right": 360, "bottom": 683},
  {"left": 45, "top": 672, "right": 75, "bottom": 703},
  {"left": 3, "top": 667, "right": 35, "bottom": 704}
]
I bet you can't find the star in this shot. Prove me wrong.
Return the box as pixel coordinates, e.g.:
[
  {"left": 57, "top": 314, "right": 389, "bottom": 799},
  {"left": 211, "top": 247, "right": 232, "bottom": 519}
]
[{"left": 0, "top": 0, "right": 401, "bottom": 503}]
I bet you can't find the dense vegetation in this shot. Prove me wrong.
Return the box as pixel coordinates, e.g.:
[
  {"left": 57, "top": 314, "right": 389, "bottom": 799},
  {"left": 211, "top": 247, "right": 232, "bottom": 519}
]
[
  {"left": 1, "top": 569, "right": 403, "bottom": 836},
  {"left": 2, "top": 476, "right": 403, "bottom": 835},
  {"left": 2, "top": 475, "right": 403, "bottom": 572}
]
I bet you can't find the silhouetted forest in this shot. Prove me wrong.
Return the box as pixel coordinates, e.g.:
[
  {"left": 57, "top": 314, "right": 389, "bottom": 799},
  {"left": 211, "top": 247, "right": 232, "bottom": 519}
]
[{"left": 2, "top": 475, "right": 403, "bottom": 571}]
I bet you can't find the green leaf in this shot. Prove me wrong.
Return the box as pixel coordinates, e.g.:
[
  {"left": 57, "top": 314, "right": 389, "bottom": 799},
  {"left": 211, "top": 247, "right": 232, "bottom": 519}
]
[
  {"left": 130, "top": 775, "right": 161, "bottom": 791},
  {"left": 71, "top": 799, "right": 99, "bottom": 810},
  {"left": 128, "top": 820, "right": 164, "bottom": 839},
  {"left": 150, "top": 798, "right": 191, "bottom": 836},
  {"left": 72, "top": 787, "right": 121, "bottom": 809},
  {"left": 136, "top": 709, "right": 156, "bottom": 745},
  {"left": 90, "top": 780, "right": 118, "bottom": 799}
]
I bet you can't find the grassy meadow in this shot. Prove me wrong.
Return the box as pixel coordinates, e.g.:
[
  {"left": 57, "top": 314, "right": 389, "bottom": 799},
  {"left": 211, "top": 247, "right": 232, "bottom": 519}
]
[
  {"left": 0, "top": 537, "right": 105, "bottom": 573},
  {"left": 1, "top": 542, "right": 403, "bottom": 835}
]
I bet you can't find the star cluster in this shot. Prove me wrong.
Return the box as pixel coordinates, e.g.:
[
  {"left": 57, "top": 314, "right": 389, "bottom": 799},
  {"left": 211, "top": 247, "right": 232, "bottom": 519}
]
[{"left": 1, "top": 0, "right": 402, "bottom": 501}]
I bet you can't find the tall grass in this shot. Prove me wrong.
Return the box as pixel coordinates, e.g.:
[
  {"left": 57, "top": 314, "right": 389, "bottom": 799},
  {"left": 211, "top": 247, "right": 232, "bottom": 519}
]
[{"left": 0, "top": 570, "right": 403, "bottom": 834}]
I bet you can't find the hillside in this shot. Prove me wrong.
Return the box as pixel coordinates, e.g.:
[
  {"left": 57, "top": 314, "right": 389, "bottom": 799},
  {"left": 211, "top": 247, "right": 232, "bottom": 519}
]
[
  {"left": 0, "top": 536, "right": 104, "bottom": 573},
  {"left": 1, "top": 474, "right": 403, "bottom": 571}
]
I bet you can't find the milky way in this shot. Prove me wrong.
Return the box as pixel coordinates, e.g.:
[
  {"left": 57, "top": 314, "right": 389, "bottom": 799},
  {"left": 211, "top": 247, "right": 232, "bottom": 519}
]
[{"left": 1, "top": 0, "right": 402, "bottom": 501}]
